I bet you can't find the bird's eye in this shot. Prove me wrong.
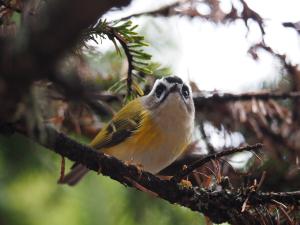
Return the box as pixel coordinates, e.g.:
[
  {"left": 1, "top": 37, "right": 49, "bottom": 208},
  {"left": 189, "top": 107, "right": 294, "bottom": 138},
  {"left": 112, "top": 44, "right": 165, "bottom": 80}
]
[
  {"left": 182, "top": 85, "right": 190, "bottom": 99},
  {"left": 155, "top": 84, "right": 166, "bottom": 99}
]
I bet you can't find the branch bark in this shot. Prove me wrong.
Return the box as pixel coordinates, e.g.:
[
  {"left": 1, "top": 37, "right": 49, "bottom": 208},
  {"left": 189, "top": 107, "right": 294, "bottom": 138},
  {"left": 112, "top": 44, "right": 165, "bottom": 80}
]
[{"left": 5, "top": 124, "right": 299, "bottom": 225}]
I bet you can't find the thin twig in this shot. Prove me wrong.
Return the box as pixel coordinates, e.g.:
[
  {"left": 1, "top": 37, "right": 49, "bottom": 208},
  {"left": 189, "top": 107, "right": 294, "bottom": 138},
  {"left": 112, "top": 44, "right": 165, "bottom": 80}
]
[
  {"left": 260, "top": 191, "right": 300, "bottom": 203},
  {"left": 171, "top": 143, "right": 263, "bottom": 183},
  {"left": 256, "top": 171, "right": 266, "bottom": 191},
  {"left": 105, "top": 28, "right": 133, "bottom": 96},
  {"left": 115, "top": 33, "right": 133, "bottom": 96},
  {"left": 242, "top": 172, "right": 266, "bottom": 213},
  {"left": 119, "top": 1, "right": 182, "bottom": 20},
  {"left": 199, "top": 122, "right": 215, "bottom": 154},
  {"left": 271, "top": 199, "right": 288, "bottom": 209},
  {"left": 277, "top": 205, "right": 294, "bottom": 225},
  {"left": 241, "top": 194, "right": 251, "bottom": 212}
]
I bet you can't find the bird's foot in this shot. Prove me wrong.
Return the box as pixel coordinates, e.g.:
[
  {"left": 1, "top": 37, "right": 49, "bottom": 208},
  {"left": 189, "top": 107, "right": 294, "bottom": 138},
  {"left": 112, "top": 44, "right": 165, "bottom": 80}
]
[{"left": 124, "top": 160, "right": 144, "bottom": 177}]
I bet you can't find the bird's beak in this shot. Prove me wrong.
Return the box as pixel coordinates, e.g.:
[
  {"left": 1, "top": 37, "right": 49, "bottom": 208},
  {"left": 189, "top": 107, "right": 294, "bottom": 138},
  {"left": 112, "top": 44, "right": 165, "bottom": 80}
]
[
  {"left": 169, "top": 84, "right": 190, "bottom": 110},
  {"left": 169, "top": 84, "right": 180, "bottom": 93},
  {"left": 169, "top": 84, "right": 185, "bottom": 101}
]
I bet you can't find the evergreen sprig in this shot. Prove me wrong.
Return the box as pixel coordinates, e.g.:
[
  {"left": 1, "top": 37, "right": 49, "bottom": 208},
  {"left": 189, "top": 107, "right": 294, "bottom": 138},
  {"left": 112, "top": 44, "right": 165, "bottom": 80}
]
[{"left": 84, "top": 19, "right": 157, "bottom": 99}]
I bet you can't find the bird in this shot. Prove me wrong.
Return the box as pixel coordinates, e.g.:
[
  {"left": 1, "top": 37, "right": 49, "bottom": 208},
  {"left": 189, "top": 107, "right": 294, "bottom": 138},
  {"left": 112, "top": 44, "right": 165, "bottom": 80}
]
[{"left": 59, "top": 76, "right": 195, "bottom": 185}]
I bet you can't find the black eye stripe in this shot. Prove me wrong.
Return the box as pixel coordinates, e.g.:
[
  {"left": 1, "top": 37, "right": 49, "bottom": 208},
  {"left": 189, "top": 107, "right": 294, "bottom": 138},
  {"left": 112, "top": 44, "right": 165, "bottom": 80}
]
[
  {"left": 182, "top": 85, "right": 190, "bottom": 99},
  {"left": 155, "top": 84, "right": 166, "bottom": 99}
]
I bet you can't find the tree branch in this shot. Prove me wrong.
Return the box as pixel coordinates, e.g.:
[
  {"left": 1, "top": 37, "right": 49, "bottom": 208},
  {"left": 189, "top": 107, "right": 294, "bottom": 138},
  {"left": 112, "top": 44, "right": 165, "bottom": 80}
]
[
  {"left": 4, "top": 124, "right": 299, "bottom": 224},
  {"left": 119, "top": 1, "right": 181, "bottom": 20},
  {"left": 110, "top": 30, "right": 134, "bottom": 96},
  {"left": 193, "top": 91, "right": 300, "bottom": 108}
]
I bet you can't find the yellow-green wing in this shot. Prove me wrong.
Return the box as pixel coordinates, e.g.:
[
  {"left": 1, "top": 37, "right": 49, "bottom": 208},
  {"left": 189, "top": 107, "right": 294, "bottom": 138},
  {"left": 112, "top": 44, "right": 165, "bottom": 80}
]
[{"left": 89, "top": 98, "right": 147, "bottom": 150}]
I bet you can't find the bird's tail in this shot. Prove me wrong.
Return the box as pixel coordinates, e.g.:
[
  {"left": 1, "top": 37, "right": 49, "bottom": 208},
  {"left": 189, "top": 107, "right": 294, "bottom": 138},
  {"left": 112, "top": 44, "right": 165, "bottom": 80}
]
[{"left": 58, "top": 164, "right": 89, "bottom": 186}]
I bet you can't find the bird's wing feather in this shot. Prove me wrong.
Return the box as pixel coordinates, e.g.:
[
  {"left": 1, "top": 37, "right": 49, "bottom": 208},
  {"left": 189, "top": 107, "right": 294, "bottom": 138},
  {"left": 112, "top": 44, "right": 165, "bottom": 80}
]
[
  {"left": 89, "top": 99, "right": 147, "bottom": 150},
  {"left": 69, "top": 99, "right": 146, "bottom": 170}
]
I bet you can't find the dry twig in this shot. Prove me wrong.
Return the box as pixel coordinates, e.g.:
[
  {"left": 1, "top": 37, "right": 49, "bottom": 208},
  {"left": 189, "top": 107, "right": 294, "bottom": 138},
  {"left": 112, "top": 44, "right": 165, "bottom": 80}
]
[{"left": 172, "top": 143, "right": 263, "bottom": 183}]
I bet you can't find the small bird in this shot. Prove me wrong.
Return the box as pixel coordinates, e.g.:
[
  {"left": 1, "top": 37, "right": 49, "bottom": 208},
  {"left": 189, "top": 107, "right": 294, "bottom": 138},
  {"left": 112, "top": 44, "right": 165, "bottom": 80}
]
[{"left": 60, "top": 76, "right": 195, "bottom": 185}]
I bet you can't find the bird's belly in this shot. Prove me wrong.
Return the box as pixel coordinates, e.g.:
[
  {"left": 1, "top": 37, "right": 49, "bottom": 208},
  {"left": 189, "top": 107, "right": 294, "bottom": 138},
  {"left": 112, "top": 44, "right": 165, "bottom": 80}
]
[
  {"left": 105, "top": 141, "right": 186, "bottom": 174},
  {"left": 104, "top": 125, "right": 189, "bottom": 174}
]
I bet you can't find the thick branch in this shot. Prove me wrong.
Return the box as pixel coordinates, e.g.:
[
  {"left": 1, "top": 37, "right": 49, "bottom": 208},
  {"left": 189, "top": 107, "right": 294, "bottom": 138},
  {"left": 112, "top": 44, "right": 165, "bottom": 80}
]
[{"left": 7, "top": 125, "right": 300, "bottom": 224}]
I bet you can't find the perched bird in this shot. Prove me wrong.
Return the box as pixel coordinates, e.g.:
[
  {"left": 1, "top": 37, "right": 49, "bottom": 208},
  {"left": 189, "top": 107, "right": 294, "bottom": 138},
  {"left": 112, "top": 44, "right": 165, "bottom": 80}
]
[{"left": 60, "top": 76, "right": 195, "bottom": 185}]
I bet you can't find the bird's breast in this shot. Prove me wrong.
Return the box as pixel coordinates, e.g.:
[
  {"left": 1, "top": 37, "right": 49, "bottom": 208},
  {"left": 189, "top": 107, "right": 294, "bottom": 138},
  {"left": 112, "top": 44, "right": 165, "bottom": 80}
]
[{"left": 105, "top": 96, "right": 193, "bottom": 174}]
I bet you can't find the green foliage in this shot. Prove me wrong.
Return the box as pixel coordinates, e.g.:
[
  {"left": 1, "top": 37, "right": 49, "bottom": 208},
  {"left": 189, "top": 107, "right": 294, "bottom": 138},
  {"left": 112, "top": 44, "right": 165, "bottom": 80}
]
[
  {"left": 82, "top": 19, "right": 171, "bottom": 100},
  {"left": 143, "top": 63, "right": 172, "bottom": 77}
]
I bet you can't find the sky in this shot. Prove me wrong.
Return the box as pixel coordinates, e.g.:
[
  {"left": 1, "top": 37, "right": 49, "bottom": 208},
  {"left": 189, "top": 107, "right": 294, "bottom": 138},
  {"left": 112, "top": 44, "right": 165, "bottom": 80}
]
[{"left": 98, "top": 0, "right": 300, "bottom": 92}]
